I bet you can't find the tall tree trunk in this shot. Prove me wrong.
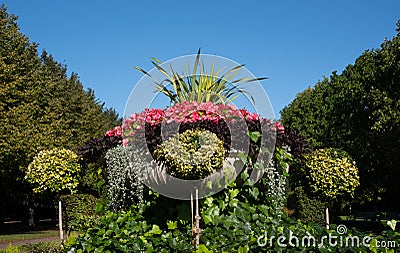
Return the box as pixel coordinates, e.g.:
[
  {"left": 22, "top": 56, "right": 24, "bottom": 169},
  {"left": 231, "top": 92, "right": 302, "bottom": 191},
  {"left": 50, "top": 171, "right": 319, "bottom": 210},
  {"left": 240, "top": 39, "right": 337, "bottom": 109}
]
[{"left": 28, "top": 191, "right": 35, "bottom": 227}]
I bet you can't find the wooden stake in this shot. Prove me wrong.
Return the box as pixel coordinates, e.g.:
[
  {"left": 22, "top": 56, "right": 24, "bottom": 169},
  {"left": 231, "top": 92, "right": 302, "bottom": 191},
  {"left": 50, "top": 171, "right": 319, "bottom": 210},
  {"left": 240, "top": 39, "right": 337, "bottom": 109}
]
[
  {"left": 59, "top": 200, "right": 64, "bottom": 243},
  {"left": 191, "top": 193, "right": 194, "bottom": 238},
  {"left": 195, "top": 189, "right": 201, "bottom": 249}
]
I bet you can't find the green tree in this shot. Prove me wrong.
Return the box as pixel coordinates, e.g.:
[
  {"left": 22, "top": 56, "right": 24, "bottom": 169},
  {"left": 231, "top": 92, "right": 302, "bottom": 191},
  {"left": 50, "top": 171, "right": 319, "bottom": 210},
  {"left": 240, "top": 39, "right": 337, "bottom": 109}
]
[
  {"left": 281, "top": 21, "right": 400, "bottom": 210},
  {"left": 0, "top": 5, "right": 120, "bottom": 225},
  {"left": 305, "top": 148, "right": 359, "bottom": 201},
  {"left": 25, "top": 148, "right": 82, "bottom": 194},
  {"left": 304, "top": 148, "right": 359, "bottom": 227}
]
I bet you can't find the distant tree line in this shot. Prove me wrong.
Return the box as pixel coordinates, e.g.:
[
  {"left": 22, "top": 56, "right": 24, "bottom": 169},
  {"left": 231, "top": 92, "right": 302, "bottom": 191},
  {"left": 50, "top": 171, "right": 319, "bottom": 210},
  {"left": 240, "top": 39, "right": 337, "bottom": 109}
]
[
  {"left": 0, "top": 5, "right": 121, "bottom": 225},
  {"left": 281, "top": 21, "right": 400, "bottom": 211}
]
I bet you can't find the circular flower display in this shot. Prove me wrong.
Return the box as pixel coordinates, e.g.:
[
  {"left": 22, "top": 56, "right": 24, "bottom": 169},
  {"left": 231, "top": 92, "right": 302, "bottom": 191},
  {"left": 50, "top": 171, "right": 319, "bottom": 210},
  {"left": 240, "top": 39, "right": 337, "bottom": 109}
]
[
  {"left": 112, "top": 53, "right": 281, "bottom": 200},
  {"left": 104, "top": 101, "right": 284, "bottom": 200}
]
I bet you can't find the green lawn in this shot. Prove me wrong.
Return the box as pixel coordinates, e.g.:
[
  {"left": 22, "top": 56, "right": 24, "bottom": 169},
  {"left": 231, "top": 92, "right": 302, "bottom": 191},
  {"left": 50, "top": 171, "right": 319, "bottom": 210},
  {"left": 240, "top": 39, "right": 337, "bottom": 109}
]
[{"left": 0, "top": 230, "right": 59, "bottom": 243}]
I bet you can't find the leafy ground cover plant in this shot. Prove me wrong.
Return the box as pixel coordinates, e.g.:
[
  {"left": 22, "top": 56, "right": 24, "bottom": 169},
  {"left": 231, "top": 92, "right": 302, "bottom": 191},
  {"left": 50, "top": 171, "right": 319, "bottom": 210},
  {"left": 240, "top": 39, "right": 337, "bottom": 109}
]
[{"left": 66, "top": 165, "right": 400, "bottom": 252}]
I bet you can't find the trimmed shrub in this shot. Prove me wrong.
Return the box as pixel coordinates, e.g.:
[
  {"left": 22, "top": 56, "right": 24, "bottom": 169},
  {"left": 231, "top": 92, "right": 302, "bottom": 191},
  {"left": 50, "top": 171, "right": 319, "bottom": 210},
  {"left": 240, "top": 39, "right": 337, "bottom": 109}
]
[
  {"left": 105, "top": 145, "right": 144, "bottom": 211},
  {"left": 19, "top": 241, "right": 61, "bottom": 253},
  {"left": 305, "top": 148, "right": 360, "bottom": 201},
  {"left": 25, "top": 148, "right": 81, "bottom": 194},
  {"left": 60, "top": 194, "right": 98, "bottom": 232},
  {"left": 155, "top": 129, "right": 225, "bottom": 180},
  {"left": 288, "top": 186, "right": 326, "bottom": 226}
]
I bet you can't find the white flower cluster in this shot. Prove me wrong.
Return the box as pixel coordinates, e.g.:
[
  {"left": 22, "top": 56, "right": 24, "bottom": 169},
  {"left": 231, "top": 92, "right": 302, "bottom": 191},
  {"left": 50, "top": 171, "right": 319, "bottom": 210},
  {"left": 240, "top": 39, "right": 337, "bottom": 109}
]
[{"left": 105, "top": 145, "right": 144, "bottom": 211}]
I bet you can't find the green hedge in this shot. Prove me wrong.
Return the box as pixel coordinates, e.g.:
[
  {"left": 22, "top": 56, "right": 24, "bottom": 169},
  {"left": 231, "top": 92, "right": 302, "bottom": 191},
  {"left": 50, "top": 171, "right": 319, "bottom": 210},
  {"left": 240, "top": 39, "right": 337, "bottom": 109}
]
[
  {"left": 60, "top": 194, "right": 98, "bottom": 232},
  {"left": 288, "top": 186, "right": 326, "bottom": 226}
]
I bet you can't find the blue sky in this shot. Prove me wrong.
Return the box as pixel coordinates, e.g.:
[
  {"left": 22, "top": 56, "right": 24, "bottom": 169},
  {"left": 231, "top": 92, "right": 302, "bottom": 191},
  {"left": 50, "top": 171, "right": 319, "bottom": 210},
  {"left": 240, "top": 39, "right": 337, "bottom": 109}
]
[{"left": 4, "top": 0, "right": 400, "bottom": 119}]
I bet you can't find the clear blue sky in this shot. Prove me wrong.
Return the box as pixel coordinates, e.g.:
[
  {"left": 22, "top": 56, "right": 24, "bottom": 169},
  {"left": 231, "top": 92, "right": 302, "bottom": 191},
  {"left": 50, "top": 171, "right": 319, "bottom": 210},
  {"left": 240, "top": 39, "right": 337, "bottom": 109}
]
[{"left": 4, "top": 0, "right": 400, "bottom": 119}]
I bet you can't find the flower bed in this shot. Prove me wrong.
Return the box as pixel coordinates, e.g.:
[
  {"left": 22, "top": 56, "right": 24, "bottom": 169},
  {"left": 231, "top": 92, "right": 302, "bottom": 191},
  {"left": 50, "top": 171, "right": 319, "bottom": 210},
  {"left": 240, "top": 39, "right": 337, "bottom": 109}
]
[{"left": 106, "top": 101, "right": 284, "bottom": 161}]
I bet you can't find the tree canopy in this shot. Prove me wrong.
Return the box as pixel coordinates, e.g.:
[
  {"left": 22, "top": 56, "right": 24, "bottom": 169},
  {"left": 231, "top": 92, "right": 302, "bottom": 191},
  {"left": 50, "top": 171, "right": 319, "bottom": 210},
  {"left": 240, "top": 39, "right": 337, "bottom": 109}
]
[
  {"left": 0, "top": 5, "right": 120, "bottom": 221},
  {"left": 304, "top": 148, "right": 359, "bottom": 201},
  {"left": 281, "top": 21, "right": 400, "bottom": 210},
  {"left": 25, "top": 148, "right": 82, "bottom": 194}
]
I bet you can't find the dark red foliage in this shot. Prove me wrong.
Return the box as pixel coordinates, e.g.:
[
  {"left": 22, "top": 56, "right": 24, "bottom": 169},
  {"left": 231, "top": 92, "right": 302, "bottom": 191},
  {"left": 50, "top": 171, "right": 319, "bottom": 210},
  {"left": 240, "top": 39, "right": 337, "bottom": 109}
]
[{"left": 77, "top": 136, "right": 122, "bottom": 164}]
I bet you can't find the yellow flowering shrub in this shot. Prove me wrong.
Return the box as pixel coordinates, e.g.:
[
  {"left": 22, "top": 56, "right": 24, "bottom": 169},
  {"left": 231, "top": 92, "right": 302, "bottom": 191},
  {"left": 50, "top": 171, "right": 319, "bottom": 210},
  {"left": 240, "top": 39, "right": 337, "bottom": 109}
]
[
  {"left": 25, "top": 148, "right": 81, "bottom": 194},
  {"left": 305, "top": 148, "right": 360, "bottom": 200},
  {"left": 155, "top": 129, "right": 225, "bottom": 180}
]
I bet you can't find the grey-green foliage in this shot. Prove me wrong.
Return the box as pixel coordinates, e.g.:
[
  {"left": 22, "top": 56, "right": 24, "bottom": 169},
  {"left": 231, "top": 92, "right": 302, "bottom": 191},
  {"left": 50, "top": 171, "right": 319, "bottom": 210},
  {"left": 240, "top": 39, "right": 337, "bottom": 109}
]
[
  {"left": 259, "top": 146, "right": 290, "bottom": 208},
  {"left": 105, "top": 145, "right": 144, "bottom": 211},
  {"left": 263, "top": 161, "right": 287, "bottom": 208}
]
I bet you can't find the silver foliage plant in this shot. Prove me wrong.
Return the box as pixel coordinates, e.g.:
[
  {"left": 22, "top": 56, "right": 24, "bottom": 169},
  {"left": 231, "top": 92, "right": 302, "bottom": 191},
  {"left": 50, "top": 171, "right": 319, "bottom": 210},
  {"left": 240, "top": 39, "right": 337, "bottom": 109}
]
[
  {"left": 259, "top": 146, "right": 291, "bottom": 209},
  {"left": 263, "top": 159, "right": 287, "bottom": 208},
  {"left": 105, "top": 145, "right": 144, "bottom": 211}
]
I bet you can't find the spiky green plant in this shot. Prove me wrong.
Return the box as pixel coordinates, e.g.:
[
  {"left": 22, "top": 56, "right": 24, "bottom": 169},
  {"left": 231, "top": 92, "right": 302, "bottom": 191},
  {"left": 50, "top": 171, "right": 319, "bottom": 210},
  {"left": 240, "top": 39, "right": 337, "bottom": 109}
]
[{"left": 135, "top": 49, "right": 266, "bottom": 104}]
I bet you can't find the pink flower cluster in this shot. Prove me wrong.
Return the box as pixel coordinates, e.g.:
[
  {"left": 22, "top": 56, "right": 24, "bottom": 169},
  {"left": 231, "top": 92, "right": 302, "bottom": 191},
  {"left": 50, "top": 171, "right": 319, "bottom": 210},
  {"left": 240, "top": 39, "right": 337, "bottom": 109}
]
[
  {"left": 239, "top": 108, "right": 260, "bottom": 121},
  {"left": 275, "top": 121, "right": 285, "bottom": 134},
  {"left": 163, "top": 102, "right": 243, "bottom": 124},
  {"left": 121, "top": 108, "right": 164, "bottom": 131},
  {"left": 105, "top": 102, "right": 285, "bottom": 143},
  {"left": 105, "top": 126, "right": 122, "bottom": 137}
]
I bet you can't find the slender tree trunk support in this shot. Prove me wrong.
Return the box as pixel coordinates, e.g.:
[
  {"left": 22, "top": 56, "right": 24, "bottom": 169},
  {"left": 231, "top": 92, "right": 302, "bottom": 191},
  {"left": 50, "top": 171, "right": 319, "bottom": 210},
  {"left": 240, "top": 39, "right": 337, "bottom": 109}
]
[
  {"left": 326, "top": 206, "right": 330, "bottom": 229},
  {"left": 191, "top": 193, "right": 194, "bottom": 239},
  {"left": 59, "top": 200, "right": 64, "bottom": 243}
]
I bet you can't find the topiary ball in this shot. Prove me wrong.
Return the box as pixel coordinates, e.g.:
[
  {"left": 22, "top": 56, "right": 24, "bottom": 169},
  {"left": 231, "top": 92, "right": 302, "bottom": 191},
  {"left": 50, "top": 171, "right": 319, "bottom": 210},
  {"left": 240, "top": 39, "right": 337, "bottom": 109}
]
[
  {"left": 155, "top": 129, "right": 225, "bottom": 180},
  {"left": 305, "top": 148, "right": 360, "bottom": 201},
  {"left": 25, "top": 148, "right": 82, "bottom": 194}
]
